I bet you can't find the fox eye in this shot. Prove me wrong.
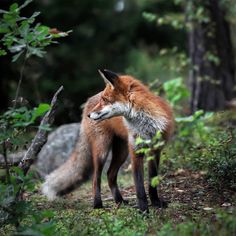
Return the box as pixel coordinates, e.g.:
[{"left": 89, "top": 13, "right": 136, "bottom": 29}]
[{"left": 102, "top": 96, "right": 110, "bottom": 103}]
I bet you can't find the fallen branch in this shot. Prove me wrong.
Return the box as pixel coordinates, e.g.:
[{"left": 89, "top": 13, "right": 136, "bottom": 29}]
[{"left": 18, "top": 86, "right": 63, "bottom": 175}]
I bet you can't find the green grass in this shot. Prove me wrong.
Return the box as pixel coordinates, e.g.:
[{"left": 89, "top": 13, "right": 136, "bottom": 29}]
[{"left": 1, "top": 168, "right": 235, "bottom": 236}]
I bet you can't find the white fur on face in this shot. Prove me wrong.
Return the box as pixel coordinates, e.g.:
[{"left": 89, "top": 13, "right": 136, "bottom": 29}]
[
  {"left": 89, "top": 102, "right": 131, "bottom": 121},
  {"left": 89, "top": 101, "right": 169, "bottom": 140}
]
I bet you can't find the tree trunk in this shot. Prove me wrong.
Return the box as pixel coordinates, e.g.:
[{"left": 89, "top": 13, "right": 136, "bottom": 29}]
[{"left": 188, "top": 0, "right": 235, "bottom": 112}]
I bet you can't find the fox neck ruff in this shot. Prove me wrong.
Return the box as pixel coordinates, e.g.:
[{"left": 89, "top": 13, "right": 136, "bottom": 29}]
[{"left": 120, "top": 102, "right": 168, "bottom": 140}]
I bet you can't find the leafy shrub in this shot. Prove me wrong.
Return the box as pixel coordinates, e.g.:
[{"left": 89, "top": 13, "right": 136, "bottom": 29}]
[
  {"left": 0, "top": 103, "right": 56, "bottom": 234},
  {"left": 0, "top": 168, "right": 56, "bottom": 236},
  {"left": 206, "top": 130, "right": 236, "bottom": 190},
  {"left": 163, "top": 109, "right": 236, "bottom": 191},
  {"left": 0, "top": 0, "right": 69, "bottom": 62},
  {"left": 163, "top": 77, "right": 189, "bottom": 108},
  {"left": 0, "top": 104, "right": 51, "bottom": 147},
  {"left": 162, "top": 110, "right": 214, "bottom": 170}
]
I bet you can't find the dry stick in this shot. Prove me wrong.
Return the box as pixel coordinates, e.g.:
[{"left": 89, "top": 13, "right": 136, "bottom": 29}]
[
  {"left": 18, "top": 85, "right": 64, "bottom": 175},
  {"left": 13, "top": 55, "right": 27, "bottom": 109},
  {"left": 1, "top": 86, "right": 63, "bottom": 226}
]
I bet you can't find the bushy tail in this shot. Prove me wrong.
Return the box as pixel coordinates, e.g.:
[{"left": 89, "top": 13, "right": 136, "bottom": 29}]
[{"left": 41, "top": 129, "right": 92, "bottom": 200}]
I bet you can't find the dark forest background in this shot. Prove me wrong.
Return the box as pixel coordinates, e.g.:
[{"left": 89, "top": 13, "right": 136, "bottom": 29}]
[{"left": 2, "top": 0, "right": 235, "bottom": 125}]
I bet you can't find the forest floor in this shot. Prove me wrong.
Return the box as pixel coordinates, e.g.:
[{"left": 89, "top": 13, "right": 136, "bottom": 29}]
[
  {"left": 1, "top": 110, "right": 236, "bottom": 235},
  {"left": 2, "top": 167, "right": 234, "bottom": 236}
]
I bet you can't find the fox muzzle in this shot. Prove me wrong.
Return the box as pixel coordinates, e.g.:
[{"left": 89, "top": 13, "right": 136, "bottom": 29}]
[{"left": 88, "top": 111, "right": 109, "bottom": 121}]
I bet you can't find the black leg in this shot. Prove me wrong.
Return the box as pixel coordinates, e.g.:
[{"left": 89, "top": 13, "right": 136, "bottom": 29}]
[
  {"left": 92, "top": 143, "right": 110, "bottom": 209},
  {"left": 148, "top": 150, "right": 167, "bottom": 208},
  {"left": 107, "top": 137, "right": 128, "bottom": 204},
  {"left": 93, "top": 157, "right": 105, "bottom": 208},
  {"left": 130, "top": 147, "right": 148, "bottom": 213}
]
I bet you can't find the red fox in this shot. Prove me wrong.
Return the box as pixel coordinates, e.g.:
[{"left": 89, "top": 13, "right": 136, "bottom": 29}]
[{"left": 42, "top": 69, "right": 174, "bottom": 212}]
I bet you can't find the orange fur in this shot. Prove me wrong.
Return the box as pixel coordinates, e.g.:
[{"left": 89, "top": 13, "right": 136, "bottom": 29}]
[
  {"left": 42, "top": 72, "right": 174, "bottom": 212},
  {"left": 90, "top": 75, "right": 174, "bottom": 138}
]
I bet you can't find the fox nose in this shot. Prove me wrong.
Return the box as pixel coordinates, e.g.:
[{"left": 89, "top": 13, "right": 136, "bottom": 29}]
[{"left": 88, "top": 111, "right": 100, "bottom": 118}]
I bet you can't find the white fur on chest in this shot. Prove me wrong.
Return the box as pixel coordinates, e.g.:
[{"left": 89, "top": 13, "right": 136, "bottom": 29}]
[
  {"left": 107, "top": 101, "right": 168, "bottom": 140},
  {"left": 124, "top": 109, "right": 168, "bottom": 140}
]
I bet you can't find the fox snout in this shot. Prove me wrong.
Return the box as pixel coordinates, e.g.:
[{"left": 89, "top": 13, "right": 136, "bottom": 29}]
[{"left": 88, "top": 110, "right": 109, "bottom": 121}]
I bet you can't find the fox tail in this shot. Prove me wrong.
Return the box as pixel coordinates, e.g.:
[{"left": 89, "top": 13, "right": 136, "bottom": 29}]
[{"left": 41, "top": 128, "right": 92, "bottom": 200}]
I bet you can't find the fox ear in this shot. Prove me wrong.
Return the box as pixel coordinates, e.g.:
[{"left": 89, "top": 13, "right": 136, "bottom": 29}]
[{"left": 98, "top": 69, "right": 118, "bottom": 89}]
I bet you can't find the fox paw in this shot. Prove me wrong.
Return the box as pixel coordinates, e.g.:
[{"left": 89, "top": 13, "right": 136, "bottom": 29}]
[
  {"left": 93, "top": 201, "right": 103, "bottom": 209},
  {"left": 152, "top": 199, "right": 169, "bottom": 208}
]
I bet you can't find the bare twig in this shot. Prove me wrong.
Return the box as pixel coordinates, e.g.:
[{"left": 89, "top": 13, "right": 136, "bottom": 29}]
[
  {"left": 13, "top": 55, "right": 27, "bottom": 109},
  {"left": 18, "top": 86, "right": 64, "bottom": 175}
]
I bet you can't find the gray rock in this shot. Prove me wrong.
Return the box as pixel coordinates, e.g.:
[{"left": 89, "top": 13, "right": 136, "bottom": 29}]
[
  {"left": 35, "top": 123, "right": 80, "bottom": 177},
  {"left": 1, "top": 122, "right": 128, "bottom": 179}
]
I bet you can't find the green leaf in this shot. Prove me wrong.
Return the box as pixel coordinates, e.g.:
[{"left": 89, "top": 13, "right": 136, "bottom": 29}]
[
  {"left": 154, "top": 131, "right": 162, "bottom": 140},
  {"left": 175, "top": 116, "right": 194, "bottom": 123},
  {"left": 30, "top": 103, "right": 50, "bottom": 122},
  {"left": 12, "top": 166, "right": 24, "bottom": 178},
  {"left": 151, "top": 176, "right": 162, "bottom": 188},
  {"left": 0, "top": 49, "right": 7, "bottom": 56},
  {"left": 9, "top": 44, "right": 26, "bottom": 53},
  {"left": 27, "top": 47, "right": 46, "bottom": 58},
  {"left": 41, "top": 210, "right": 55, "bottom": 218},
  {"left": 147, "top": 156, "right": 154, "bottom": 161},
  {"left": 30, "top": 11, "right": 41, "bottom": 19},
  {"left": 136, "top": 147, "right": 150, "bottom": 155},
  {"left": 10, "top": 3, "right": 19, "bottom": 12},
  {"left": 135, "top": 136, "right": 144, "bottom": 146},
  {"left": 193, "top": 110, "right": 204, "bottom": 119},
  {"left": 142, "top": 12, "right": 157, "bottom": 22},
  {"left": 0, "top": 0, "right": 70, "bottom": 62},
  {"left": 35, "top": 25, "right": 50, "bottom": 36},
  {"left": 13, "top": 121, "right": 32, "bottom": 127},
  {"left": 0, "top": 25, "right": 10, "bottom": 33},
  {"left": 38, "top": 124, "right": 52, "bottom": 131},
  {"left": 19, "top": 20, "right": 30, "bottom": 37},
  {"left": 153, "top": 141, "right": 165, "bottom": 149},
  {"left": 175, "top": 110, "right": 205, "bottom": 123},
  {"left": 12, "top": 50, "right": 24, "bottom": 62}
]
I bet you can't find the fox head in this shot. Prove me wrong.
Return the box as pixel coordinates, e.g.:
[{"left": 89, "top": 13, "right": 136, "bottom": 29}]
[{"left": 88, "top": 69, "right": 132, "bottom": 121}]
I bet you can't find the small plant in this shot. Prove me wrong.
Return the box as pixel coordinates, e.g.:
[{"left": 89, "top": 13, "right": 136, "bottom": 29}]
[
  {"left": 0, "top": 0, "right": 70, "bottom": 108},
  {"left": 0, "top": 104, "right": 51, "bottom": 145},
  {"left": 206, "top": 130, "right": 236, "bottom": 190},
  {"left": 163, "top": 77, "right": 190, "bottom": 109},
  {"left": 0, "top": 0, "right": 70, "bottom": 62},
  {"left": 0, "top": 104, "right": 52, "bottom": 229},
  {"left": 135, "top": 131, "right": 165, "bottom": 188}
]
